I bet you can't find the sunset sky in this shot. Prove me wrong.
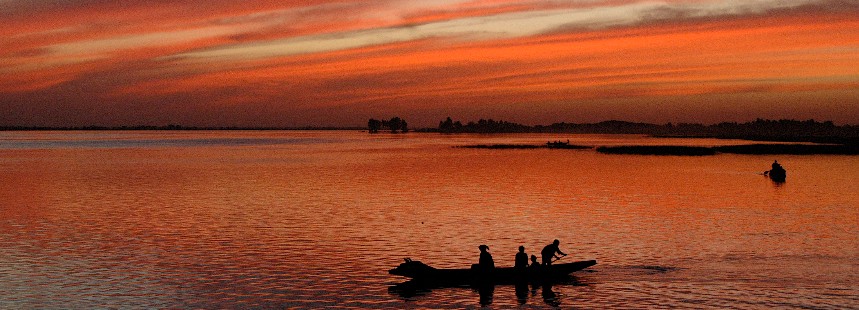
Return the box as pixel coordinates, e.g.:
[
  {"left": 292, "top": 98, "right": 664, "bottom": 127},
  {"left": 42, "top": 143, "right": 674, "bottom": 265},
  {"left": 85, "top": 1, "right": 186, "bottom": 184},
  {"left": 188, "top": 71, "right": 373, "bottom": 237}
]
[{"left": 1, "top": 0, "right": 858, "bottom": 127}]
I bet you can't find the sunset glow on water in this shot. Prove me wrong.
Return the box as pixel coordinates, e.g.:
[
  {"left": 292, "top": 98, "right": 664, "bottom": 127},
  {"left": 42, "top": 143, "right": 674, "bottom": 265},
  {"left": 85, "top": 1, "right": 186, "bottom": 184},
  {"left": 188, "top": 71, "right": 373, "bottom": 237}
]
[
  {"left": 3, "top": 1, "right": 859, "bottom": 307},
  {"left": 1, "top": 131, "right": 856, "bottom": 308}
]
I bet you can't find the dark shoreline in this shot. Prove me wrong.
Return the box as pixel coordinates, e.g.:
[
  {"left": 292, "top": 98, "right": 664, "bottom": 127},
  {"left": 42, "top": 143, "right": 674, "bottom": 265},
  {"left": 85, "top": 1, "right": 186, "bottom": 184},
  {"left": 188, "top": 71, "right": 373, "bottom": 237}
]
[
  {"left": 653, "top": 135, "right": 859, "bottom": 146},
  {"left": 457, "top": 144, "right": 591, "bottom": 150},
  {"left": 456, "top": 144, "right": 542, "bottom": 149},
  {"left": 597, "top": 144, "right": 859, "bottom": 155},
  {"left": 458, "top": 143, "right": 859, "bottom": 155},
  {"left": 6, "top": 119, "right": 859, "bottom": 146},
  {"left": 597, "top": 146, "right": 716, "bottom": 156},
  {"left": 4, "top": 125, "right": 857, "bottom": 155}
]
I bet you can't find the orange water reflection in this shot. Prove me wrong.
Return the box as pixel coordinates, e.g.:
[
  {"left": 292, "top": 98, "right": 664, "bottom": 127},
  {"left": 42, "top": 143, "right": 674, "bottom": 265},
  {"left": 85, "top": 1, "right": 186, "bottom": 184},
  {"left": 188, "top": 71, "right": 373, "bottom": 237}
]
[{"left": 1, "top": 131, "right": 857, "bottom": 308}]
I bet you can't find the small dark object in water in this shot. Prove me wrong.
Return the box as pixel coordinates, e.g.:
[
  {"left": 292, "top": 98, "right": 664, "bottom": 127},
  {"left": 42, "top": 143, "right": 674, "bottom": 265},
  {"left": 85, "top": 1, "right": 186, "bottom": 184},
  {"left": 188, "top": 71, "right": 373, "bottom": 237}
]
[
  {"left": 765, "top": 161, "right": 787, "bottom": 182},
  {"left": 546, "top": 140, "right": 570, "bottom": 149},
  {"left": 389, "top": 258, "right": 596, "bottom": 285},
  {"left": 546, "top": 140, "right": 591, "bottom": 149}
]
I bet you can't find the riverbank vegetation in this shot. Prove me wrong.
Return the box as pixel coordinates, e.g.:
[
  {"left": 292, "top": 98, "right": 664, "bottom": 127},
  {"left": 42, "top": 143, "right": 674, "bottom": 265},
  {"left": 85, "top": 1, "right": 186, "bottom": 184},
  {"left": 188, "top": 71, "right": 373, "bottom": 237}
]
[
  {"left": 368, "top": 117, "right": 408, "bottom": 133},
  {"left": 456, "top": 144, "right": 542, "bottom": 149},
  {"left": 596, "top": 144, "right": 859, "bottom": 155},
  {"left": 457, "top": 143, "right": 591, "bottom": 150},
  {"left": 458, "top": 143, "right": 859, "bottom": 155},
  {"left": 596, "top": 146, "right": 717, "bottom": 156},
  {"left": 428, "top": 118, "right": 859, "bottom": 145}
]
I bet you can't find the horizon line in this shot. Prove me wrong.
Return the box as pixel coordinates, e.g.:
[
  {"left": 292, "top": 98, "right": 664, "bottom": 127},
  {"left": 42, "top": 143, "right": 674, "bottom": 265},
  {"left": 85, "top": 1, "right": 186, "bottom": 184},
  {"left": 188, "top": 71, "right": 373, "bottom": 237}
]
[{"left": 2, "top": 118, "right": 857, "bottom": 131}]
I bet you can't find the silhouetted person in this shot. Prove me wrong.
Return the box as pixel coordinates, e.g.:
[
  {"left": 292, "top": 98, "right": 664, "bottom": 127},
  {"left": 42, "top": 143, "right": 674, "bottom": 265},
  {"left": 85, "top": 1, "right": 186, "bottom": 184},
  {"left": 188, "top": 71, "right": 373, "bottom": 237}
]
[
  {"left": 541, "top": 239, "right": 566, "bottom": 266},
  {"left": 529, "top": 255, "right": 540, "bottom": 270},
  {"left": 528, "top": 254, "right": 542, "bottom": 280},
  {"left": 768, "top": 160, "right": 787, "bottom": 182},
  {"left": 515, "top": 246, "right": 529, "bottom": 270},
  {"left": 478, "top": 245, "right": 494, "bottom": 271}
]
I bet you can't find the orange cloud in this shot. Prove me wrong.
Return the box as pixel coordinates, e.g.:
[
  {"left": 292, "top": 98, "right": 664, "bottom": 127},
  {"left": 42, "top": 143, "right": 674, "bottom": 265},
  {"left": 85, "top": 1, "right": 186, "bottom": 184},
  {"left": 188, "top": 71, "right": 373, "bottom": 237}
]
[
  {"left": 147, "top": 11, "right": 857, "bottom": 96},
  {"left": 1, "top": 1, "right": 857, "bottom": 126}
]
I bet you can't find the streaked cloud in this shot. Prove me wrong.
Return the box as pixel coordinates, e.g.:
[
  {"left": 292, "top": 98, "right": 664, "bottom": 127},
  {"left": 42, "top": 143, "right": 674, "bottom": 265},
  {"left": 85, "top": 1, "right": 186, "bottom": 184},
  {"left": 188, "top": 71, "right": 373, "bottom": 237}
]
[
  {"left": 170, "top": 0, "right": 827, "bottom": 61},
  {"left": 1, "top": 0, "right": 858, "bottom": 126}
]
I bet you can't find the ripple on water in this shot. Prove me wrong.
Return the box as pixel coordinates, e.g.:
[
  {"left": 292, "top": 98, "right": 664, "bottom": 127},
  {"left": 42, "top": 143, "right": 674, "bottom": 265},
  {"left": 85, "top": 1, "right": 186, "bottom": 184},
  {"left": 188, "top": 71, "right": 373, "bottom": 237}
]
[{"left": 1, "top": 132, "right": 858, "bottom": 308}]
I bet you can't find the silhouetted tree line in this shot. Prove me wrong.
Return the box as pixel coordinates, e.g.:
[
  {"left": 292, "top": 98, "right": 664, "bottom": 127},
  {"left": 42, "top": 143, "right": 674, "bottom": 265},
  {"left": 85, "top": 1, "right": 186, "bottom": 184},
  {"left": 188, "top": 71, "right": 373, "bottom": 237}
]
[
  {"left": 368, "top": 117, "right": 408, "bottom": 133},
  {"left": 438, "top": 117, "right": 531, "bottom": 133},
  {"left": 657, "top": 119, "right": 859, "bottom": 144},
  {"left": 433, "top": 117, "right": 859, "bottom": 144}
]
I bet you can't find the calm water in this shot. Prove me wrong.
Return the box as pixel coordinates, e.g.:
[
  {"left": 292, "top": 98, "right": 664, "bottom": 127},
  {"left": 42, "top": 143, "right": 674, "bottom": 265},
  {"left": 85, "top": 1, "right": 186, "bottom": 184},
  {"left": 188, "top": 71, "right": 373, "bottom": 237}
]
[{"left": 1, "top": 131, "right": 857, "bottom": 309}]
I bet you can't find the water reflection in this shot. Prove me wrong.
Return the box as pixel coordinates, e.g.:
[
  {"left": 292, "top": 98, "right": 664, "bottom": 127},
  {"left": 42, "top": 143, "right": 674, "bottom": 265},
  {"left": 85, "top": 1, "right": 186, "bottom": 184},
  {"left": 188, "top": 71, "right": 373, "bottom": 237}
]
[
  {"left": 515, "top": 281, "right": 528, "bottom": 304},
  {"left": 541, "top": 283, "right": 561, "bottom": 307},
  {"left": 477, "top": 283, "right": 494, "bottom": 306},
  {"left": 389, "top": 276, "right": 585, "bottom": 307},
  {"left": 515, "top": 282, "right": 561, "bottom": 307},
  {"left": 2, "top": 131, "right": 858, "bottom": 308}
]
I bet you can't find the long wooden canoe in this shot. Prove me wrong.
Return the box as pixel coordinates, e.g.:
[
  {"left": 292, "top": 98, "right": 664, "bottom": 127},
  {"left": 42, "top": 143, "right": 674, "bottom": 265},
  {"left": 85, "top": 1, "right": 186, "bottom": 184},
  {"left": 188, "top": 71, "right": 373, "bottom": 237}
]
[{"left": 389, "top": 258, "right": 596, "bottom": 285}]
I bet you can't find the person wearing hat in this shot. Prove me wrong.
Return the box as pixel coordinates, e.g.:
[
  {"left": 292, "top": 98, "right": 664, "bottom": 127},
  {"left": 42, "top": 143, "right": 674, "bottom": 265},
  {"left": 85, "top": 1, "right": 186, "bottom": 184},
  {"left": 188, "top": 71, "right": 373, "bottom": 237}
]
[{"left": 478, "top": 245, "right": 495, "bottom": 271}]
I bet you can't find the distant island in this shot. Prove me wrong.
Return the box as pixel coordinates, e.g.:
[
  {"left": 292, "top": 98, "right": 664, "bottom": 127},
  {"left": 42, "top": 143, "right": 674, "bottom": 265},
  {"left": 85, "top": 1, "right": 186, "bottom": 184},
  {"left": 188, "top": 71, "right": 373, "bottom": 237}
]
[
  {"left": 367, "top": 117, "right": 408, "bottom": 133},
  {"left": 424, "top": 118, "right": 859, "bottom": 145}
]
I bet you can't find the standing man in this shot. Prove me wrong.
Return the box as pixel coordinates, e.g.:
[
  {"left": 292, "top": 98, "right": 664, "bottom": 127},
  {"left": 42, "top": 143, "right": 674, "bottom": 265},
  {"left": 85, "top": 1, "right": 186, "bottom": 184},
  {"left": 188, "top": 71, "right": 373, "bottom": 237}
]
[
  {"left": 514, "top": 246, "right": 529, "bottom": 270},
  {"left": 478, "top": 245, "right": 494, "bottom": 271},
  {"left": 541, "top": 239, "right": 566, "bottom": 266}
]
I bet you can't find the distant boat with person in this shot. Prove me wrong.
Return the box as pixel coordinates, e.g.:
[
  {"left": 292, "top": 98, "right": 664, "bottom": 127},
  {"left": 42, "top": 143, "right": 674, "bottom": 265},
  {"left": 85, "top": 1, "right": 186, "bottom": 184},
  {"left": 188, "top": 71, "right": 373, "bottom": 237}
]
[
  {"left": 545, "top": 140, "right": 590, "bottom": 150},
  {"left": 546, "top": 140, "right": 571, "bottom": 149},
  {"left": 765, "top": 160, "right": 787, "bottom": 182}
]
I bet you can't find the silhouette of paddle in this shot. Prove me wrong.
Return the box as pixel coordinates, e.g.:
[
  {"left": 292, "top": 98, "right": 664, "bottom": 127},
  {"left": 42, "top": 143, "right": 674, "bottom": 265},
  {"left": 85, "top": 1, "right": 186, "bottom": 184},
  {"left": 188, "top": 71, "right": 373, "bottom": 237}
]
[{"left": 551, "top": 254, "right": 567, "bottom": 263}]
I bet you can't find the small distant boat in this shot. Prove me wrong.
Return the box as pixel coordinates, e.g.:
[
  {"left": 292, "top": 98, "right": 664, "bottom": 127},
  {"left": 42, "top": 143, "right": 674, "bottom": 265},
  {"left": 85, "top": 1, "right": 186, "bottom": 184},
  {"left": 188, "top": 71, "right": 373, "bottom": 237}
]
[
  {"left": 546, "top": 140, "right": 571, "bottom": 148},
  {"left": 764, "top": 161, "right": 787, "bottom": 182},
  {"left": 766, "top": 167, "right": 786, "bottom": 182},
  {"left": 389, "top": 258, "right": 596, "bottom": 285}
]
